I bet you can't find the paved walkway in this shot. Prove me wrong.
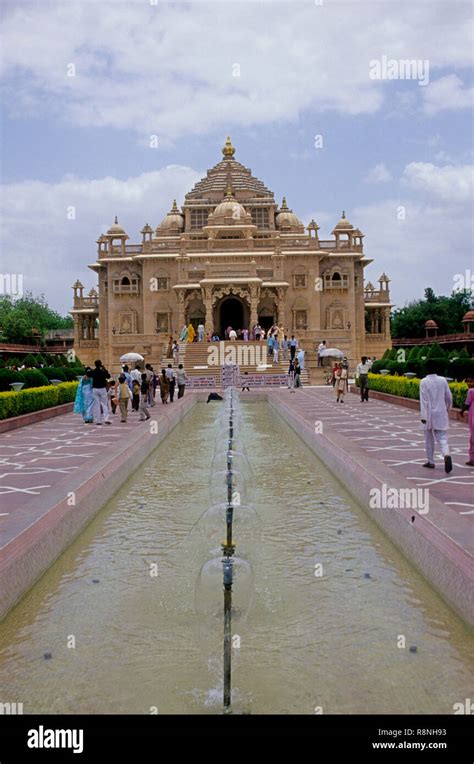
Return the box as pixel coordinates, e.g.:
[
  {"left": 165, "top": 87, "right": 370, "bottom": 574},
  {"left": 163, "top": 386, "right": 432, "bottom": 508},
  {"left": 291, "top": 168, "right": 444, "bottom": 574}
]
[
  {"left": 271, "top": 386, "right": 474, "bottom": 521},
  {"left": 0, "top": 403, "right": 184, "bottom": 548}
]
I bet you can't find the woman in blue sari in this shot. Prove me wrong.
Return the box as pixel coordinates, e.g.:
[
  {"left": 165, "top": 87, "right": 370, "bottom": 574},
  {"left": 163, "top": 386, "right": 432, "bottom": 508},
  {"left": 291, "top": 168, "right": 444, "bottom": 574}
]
[
  {"left": 74, "top": 370, "right": 94, "bottom": 423},
  {"left": 179, "top": 324, "right": 188, "bottom": 342}
]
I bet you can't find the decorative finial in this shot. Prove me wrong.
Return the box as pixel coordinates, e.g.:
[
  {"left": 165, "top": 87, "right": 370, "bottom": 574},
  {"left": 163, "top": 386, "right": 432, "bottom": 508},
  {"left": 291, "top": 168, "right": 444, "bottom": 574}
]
[
  {"left": 281, "top": 197, "right": 288, "bottom": 210},
  {"left": 114, "top": 215, "right": 118, "bottom": 224},
  {"left": 222, "top": 136, "right": 235, "bottom": 158},
  {"left": 342, "top": 210, "right": 346, "bottom": 219},
  {"left": 171, "top": 199, "right": 178, "bottom": 211},
  {"left": 226, "top": 184, "right": 234, "bottom": 198}
]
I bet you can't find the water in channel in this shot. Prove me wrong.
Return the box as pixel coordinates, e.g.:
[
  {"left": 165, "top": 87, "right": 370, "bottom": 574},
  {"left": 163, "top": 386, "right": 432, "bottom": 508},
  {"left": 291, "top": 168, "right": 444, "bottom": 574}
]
[{"left": 0, "top": 402, "right": 472, "bottom": 714}]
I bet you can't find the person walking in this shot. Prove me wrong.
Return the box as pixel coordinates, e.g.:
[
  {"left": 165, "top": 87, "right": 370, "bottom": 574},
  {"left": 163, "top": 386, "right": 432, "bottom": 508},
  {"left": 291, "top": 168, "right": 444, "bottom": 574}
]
[
  {"left": 91, "top": 360, "right": 111, "bottom": 425},
  {"left": 334, "top": 362, "right": 348, "bottom": 402},
  {"left": 294, "top": 359, "right": 302, "bottom": 388},
  {"left": 117, "top": 373, "right": 131, "bottom": 422},
  {"left": 288, "top": 358, "right": 296, "bottom": 389},
  {"left": 273, "top": 335, "right": 280, "bottom": 364},
  {"left": 297, "top": 347, "right": 305, "bottom": 370},
  {"left": 158, "top": 369, "right": 170, "bottom": 404},
  {"left": 282, "top": 335, "right": 289, "bottom": 362},
  {"left": 242, "top": 328, "right": 249, "bottom": 341},
  {"left": 229, "top": 328, "right": 237, "bottom": 341},
  {"left": 166, "top": 363, "right": 176, "bottom": 402},
  {"left": 420, "top": 359, "right": 453, "bottom": 472},
  {"left": 73, "top": 368, "right": 94, "bottom": 423},
  {"left": 357, "top": 356, "right": 371, "bottom": 402},
  {"left": 461, "top": 378, "right": 474, "bottom": 466},
  {"left": 317, "top": 340, "right": 326, "bottom": 366},
  {"left": 172, "top": 340, "right": 179, "bottom": 366},
  {"left": 176, "top": 363, "right": 189, "bottom": 398},
  {"left": 139, "top": 373, "right": 151, "bottom": 421},
  {"left": 198, "top": 322, "right": 205, "bottom": 342},
  {"left": 289, "top": 335, "right": 298, "bottom": 360}
]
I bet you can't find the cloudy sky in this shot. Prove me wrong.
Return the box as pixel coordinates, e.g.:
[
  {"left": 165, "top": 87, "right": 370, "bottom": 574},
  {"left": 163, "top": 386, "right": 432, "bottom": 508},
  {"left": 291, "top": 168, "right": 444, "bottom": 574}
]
[{"left": 0, "top": 0, "right": 473, "bottom": 314}]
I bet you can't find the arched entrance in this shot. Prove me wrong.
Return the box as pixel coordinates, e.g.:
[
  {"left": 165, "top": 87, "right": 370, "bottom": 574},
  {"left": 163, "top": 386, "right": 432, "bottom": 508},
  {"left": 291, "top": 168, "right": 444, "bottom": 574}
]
[{"left": 217, "top": 297, "right": 247, "bottom": 337}]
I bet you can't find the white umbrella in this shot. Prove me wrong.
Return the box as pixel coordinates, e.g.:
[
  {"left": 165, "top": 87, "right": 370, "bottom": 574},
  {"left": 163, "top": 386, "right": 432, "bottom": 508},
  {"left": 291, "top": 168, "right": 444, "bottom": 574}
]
[
  {"left": 120, "top": 352, "right": 144, "bottom": 362},
  {"left": 319, "top": 348, "right": 344, "bottom": 357}
]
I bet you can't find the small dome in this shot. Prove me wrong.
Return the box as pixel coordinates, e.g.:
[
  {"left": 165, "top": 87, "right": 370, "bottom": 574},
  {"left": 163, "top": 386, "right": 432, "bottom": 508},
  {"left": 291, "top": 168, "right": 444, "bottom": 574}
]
[
  {"left": 96, "top": 233, "right": 108, "bottom": 243},
  {"left": 334, "top": 210, "right": 353, "bottom": 230},
  {"left": 141, "top": 223, "right": 153, "bottom": 234},
  {"left": 107, "top": 216, "right": 127, "bottom": 236},
  {"left": 157, "top": 200, "right": 184, "bottom": 232},
  {"left": 379, "top": 272, "right": 390, "bottom": 282},
  {"left": 365, "top": 281, "right": 375, "bottom": 291},
  {"left": 275, "top": 197, "right": 303, "bottom": 229},
  {"left": 212, "top": 186, "right": 247, "bottom": 222},
  {"left": 425, "top": 319, "right": 438, "bottom": 328},
  {"left": 462, "top": 310, "right": 474, "bottom": 322}
]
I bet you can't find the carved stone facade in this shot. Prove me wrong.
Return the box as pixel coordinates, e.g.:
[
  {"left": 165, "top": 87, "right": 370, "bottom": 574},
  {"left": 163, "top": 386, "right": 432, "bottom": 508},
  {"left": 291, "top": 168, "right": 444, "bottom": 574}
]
[{"left": 70, "top": 138, "right": 392, "bottom": 369}]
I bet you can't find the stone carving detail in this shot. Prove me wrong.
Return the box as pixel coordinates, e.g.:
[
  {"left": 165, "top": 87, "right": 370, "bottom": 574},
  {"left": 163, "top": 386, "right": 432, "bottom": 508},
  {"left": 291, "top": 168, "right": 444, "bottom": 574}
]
[{"left": 212, "top": 284, "right": 250, "bottom": 305}]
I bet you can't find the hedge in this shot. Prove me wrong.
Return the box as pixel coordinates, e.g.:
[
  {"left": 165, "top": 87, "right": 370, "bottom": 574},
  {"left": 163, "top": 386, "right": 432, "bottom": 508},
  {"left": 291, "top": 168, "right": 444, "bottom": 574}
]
[
  {"left": 359, "top": 374, "right": 467, "bottom": 410},
  {"left": 0, "top": 382, "right": 78, "bottom": 420},
  {"left": 41, "top": 366, "right": 68, "bottom": 382},
  {"left": 19, "top": 369, "right": 49, "bottom": 388},
  {"left": 0, "top": 369, "right": 25, "bottom": 391}
]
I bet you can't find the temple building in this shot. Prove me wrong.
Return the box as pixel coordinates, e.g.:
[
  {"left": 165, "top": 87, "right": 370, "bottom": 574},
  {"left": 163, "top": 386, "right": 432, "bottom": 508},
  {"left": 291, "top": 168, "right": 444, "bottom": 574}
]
[{"left": 71, "top": 137, "right": 392, "bottom": 372}]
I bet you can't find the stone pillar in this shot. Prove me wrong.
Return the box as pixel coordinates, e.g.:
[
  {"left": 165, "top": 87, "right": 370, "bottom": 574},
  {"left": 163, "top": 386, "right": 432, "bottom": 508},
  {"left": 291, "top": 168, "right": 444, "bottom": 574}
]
[
  {"left": 277, "top": 287, "right": 286, "bottom": 328},
  {"left": 204, "top": 288, "right": 213, "bottom": 334},
  {"left": 177, "top": 289, "right": 185, "bottom": 329},
  {"left": 250, "top": 284, "right": 259, "bottom": 329}
]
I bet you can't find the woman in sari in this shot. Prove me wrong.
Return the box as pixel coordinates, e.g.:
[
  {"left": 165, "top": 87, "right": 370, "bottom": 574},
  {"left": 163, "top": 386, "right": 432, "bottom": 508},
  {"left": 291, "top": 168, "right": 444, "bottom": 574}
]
[
  {"left": 74, "top": 370, "right": 94, "bottom": 423},
  {"left": 166, "top": 335, "right": 173, "bottom": 358},
  {"left": 179, "top": 324, "right": 188, "bottom": 342},
  {"left": 158, "top": 369, "right": 170, "bottom": 404},
  {"left": 187, "top": 323, "right": 196, "bottom": 343}
]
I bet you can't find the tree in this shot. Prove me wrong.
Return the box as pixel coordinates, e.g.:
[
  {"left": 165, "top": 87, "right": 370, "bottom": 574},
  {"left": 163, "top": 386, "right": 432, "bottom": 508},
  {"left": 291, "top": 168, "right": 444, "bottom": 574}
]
[
  {"left": 0, "top": 293, "right": 73, "bottom": 344},
  {"left": 391, "top": 288, "right": 472, "bottom": 339}
]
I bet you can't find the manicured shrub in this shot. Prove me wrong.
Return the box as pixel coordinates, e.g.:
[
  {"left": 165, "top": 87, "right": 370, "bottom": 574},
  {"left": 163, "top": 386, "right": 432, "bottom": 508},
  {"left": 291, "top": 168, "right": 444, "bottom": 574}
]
[
  {"left": 407, "top": 345, "right": 421, "bottom": 361},
  {"left": 6, "top": 357, "right": 21, "bottom": 368},
  {"left": 427, "top": 357, "right": 448, "bottom": 376},
  {"left": 20, "top": 369, "right": 50, "bottom": 388},
  {"left": 62, "top": 367, "right": 80, "bottom": 381},
  {"left": 427, "top": 343, "right": 446, "bottom": 359},
  {"left": 449, "top": 358, "right": 474, "bottom": 382},
  {"left": 35, "top": 354, "right": 47, "bottom": 366},
  {"left": 0, "top": 368, "right": 25, "bottom": 391},
  {"left": 41, "top": 366, "right": 67, "bottom": 382},
  {"left": 0, "top": 382, "right": 78, "bottom": 420},
  {"left": 23, "top": 353, "right": 38, "bottom": 367},
  {"left": 365, "top": 374, "right": 467, "bottom": 409}
]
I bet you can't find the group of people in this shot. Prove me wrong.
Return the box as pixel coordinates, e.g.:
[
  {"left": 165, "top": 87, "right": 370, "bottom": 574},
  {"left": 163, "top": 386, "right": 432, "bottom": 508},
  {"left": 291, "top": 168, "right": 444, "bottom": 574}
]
[{"left": 74, "top": 359, "right": 189, "bottom": 425}]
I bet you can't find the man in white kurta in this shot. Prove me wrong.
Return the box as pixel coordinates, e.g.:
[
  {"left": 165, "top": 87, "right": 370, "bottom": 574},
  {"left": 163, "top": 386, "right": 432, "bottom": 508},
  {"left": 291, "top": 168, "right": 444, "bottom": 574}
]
[{"left": 420, "top": 362, "right": 453, "bottom": 473}]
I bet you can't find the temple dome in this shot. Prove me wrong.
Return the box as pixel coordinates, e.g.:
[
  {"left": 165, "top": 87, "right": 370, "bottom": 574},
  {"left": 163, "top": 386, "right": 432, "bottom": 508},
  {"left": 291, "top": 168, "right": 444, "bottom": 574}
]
[
  {"left": 212, "top": 197, "right": 247, "bottom": 221},
  {"left": 275, "top": 197, "right": 303, "bottom": 229},
  {"left": 107, "top": 216, "right": 127, "bottom": 236},
  {"left": 157, "top": 200, "right": 184, "bottom": 232},
  {"left": 334, "top": 211, "right": 353, "bottom": 230}
]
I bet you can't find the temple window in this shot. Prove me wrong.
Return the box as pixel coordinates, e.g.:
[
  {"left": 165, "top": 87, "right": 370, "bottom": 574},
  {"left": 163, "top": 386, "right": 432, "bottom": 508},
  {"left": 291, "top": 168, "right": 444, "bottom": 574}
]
[
  {"left": 190, "top": 209, "right": 209, "bottom": 229},
  {"left": 251, "top": 208, "right": 270, "bottom": 229},
  {"left": 156, "top": 313, "right": 169, "bottom": 332},
  {"left": 293, "top": 274, "right": 307, "bottom": 288}
]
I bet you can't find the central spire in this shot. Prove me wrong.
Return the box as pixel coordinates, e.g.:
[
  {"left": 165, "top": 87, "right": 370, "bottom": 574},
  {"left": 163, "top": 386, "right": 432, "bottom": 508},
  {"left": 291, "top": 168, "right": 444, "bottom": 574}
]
[{"left": 222, "top": 135, "right": 235, "bottom": 158}]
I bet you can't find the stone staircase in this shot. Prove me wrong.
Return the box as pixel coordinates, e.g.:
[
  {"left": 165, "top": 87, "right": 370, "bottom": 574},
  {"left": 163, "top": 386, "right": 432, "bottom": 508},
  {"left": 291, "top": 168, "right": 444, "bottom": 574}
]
[{"left": 159, "top": 341, "right": 312, "bottom": 386}]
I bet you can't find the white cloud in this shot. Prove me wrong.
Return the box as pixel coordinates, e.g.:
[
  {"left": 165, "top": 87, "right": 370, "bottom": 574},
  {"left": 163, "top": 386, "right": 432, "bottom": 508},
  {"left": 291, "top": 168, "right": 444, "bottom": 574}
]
[
  {"left": 365, "top": 163, "right": 393, "bottom": 183},
  {"left": 354, "top": 199, "right": 472, "bottom": 309},
  {"left": 422, "top": 74, "right": 474, "bottom": 116},
  {"left": 401, "top": 161, "right": 474, "bottom": 203},
  {"left": 0, "top": 0, "right": 472, "bottom": 137},
  {"left": 0, "top": 165, "right": 201, "bottom": 313}
]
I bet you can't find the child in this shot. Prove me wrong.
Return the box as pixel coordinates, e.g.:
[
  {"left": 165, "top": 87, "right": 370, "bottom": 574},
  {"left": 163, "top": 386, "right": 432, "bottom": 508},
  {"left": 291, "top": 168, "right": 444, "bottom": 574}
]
[
  {"left": 107, "top": 379, "right": 117, "bottom": 414},
  {"left": 139, "top": 373, "right": 151, "bottom": 421},
  {"left": 131, "top": 378, "right": 141, "bottom": 412},
  {"left": 117, "top": 373, "right": 131, "bottom": 423}
]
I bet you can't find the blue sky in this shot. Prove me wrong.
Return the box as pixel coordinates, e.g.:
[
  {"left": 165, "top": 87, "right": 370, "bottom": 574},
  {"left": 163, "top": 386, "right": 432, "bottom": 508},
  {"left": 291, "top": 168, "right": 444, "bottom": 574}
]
[{"left": 1, "top": 0, "right": 473, "bottom": 314}]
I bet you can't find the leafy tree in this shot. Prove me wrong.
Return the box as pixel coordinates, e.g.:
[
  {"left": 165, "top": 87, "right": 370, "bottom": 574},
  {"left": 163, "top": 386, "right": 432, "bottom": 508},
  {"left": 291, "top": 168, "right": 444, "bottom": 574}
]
[
  {"left": 391, "top": 288, "right": 472, "bottom": 339},
  {"left": 0, "top": 293, "right": 73, "bottom": 343}
]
